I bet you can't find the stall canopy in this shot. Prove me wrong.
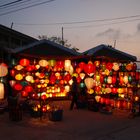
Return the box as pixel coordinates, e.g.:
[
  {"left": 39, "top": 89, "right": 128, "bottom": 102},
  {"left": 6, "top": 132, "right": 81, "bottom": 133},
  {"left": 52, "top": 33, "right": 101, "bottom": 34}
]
[
  {"left": 82, "top": 44, "right": 137, "bottom": 62},
  {"left": 5, "top": 39, "right": 80, "bottom": 60}
]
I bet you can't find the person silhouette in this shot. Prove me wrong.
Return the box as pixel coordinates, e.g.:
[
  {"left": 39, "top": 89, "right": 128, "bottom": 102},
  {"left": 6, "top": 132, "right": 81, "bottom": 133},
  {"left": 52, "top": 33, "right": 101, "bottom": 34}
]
[{"left": 70, "top": 76, "right": 79, "bottom": 110}]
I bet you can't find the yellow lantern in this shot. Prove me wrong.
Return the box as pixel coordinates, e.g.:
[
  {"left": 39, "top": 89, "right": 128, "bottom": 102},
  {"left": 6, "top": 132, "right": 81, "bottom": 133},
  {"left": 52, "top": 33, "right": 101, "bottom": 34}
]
[
  {"left": 105, "top": 88, "right": 112, "bottom": 94},
  {"left": 65, "top": 85, "right": 70, "bottom": 92},
  {"left": 15, "top": 73, "right": 23, "bottom": 81},
  {"left": 39, "top": 59, "right": 48, "bottom": 67},
  {"left": 117, "top": 88, "right": 124, "bottom": 94},
  {"left": 0, "top": 82, "right": 4, "bottom": 99},
  {"left": 123, "top": 75, "right": 128, "bottom": 84},
  {"left": 64, "top": 59, "right": 71, "bottom": 71},
  {"left": 48, "top": 59, "right": 56, "bottom": 67},
  {"left": 80, "top": 73, "right": 85, "bottom": 80}
]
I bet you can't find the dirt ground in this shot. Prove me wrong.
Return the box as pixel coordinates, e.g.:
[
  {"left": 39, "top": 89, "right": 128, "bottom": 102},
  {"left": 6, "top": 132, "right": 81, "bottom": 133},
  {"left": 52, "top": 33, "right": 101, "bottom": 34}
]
[{"left": 0, "top": 100, "right": 140, "bottom": 140}]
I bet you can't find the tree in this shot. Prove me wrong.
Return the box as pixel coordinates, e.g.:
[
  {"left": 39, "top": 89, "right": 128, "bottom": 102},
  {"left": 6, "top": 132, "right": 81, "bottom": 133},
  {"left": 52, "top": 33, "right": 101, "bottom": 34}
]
[{"left": 38, "top": 35, "right": 79, "bottom": 52}]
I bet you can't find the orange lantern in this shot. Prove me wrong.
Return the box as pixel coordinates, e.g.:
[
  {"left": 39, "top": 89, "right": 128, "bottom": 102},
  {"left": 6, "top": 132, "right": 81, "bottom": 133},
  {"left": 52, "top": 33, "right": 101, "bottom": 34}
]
[
  {"left": 0, "top": 63, "right": 8, "bottom": 77},
  {"left": 84, "top": 77, "right": 94, "bottom": 90},
  {"left": 107, "top": 76, "right": 112, "bottom": 84},
  {"left": 39, "top": 59, "right": 48, "bottom": 67},
  {"left": 0, "top": 82, "right": 4, "bottom": 99}
]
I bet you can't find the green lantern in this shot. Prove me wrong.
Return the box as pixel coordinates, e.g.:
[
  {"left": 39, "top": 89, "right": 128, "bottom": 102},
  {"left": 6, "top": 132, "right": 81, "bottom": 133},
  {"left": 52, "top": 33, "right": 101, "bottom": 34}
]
[{"left": 48, "top": 59, "right": 56, "bottom": 67}]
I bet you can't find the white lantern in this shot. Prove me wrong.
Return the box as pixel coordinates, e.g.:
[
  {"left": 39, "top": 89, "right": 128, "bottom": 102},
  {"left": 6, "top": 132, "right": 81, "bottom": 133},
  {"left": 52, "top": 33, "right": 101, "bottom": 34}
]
[
  {"left": 123, "top": 76, "right": 128, "bottom": 84},
  {"left": 80, "top": 73, "right": 86, "bottom": 80},
  {"left": 0, "top": 82, "right": 4, "bottom": 99},
  {"left": 64, "top": 60, "right": 71, "bottom": 71},
  {"left": 84, "top": 77, "right": 94, "bottom": 90},
  {"left": 25, "top": 75, "right": 33, "bottom": 82},
  {"left": 39, "top": 59, "right": 48, "bottom": 67}
]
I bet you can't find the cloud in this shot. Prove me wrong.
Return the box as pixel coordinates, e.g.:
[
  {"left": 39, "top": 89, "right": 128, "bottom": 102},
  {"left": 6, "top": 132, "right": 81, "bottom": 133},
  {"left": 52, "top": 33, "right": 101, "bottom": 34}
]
[
  {"left": 136, "top": 23, "right": 140, "bottom": 34},
  {"left": 95, "top": 28, "right": 121, "bottom": 40}
]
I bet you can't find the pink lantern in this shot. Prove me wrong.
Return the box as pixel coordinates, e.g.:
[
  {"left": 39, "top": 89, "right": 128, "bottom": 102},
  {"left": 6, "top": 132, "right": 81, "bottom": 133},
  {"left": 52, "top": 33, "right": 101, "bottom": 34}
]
[{"left": 0, "top": 63, "right": 8, "bottom": 77}]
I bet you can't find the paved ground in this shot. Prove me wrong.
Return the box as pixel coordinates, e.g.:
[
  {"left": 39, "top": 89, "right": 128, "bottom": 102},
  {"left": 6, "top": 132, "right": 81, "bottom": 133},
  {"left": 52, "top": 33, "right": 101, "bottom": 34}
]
[{"left": 0, "top": 100, "right": 140, "bottom": 140}]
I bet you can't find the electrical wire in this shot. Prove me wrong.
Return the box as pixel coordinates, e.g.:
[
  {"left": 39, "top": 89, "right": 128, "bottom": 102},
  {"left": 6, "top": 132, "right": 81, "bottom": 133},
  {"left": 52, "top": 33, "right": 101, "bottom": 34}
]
[{"left": 0, "top": 0, "right": 56, "bottom": 16}]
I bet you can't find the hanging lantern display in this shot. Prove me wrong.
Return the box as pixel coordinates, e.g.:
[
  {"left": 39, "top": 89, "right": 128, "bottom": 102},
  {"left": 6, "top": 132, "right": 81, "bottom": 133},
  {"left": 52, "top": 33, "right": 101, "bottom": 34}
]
[
  {"left": 25, "top": 75, "right": 34, "bottom": 82},
  {"left": 84, "top": 77, "right": 94, "bottom": 90},
  {"left": 13, "top": 83, "right": 23, "bottom": 91},
  {"left": 19, "top": 58, "right": 30, "bottom": 66},
  {"left": 126, "top": 63, "right": 133, "bottom": 71},
  {"left": 48, "top": 59, "right": 56, "bottom": 67},
  {"left": 76, "top": 67, "right": 82, "bottom": 74},
  {"left": 15, "top": 65, "right": 24, "bottom": 71},
  {"left": 9, "top": 80, "right": 16, "bottom": 87},
  {"left": 106, "top": 62, "right": 113, "bottom": 70},
  {"left": 123, "top": 75, "right": 128, "bottom": 84},
  {"left": 107, "top": 76, "right": 112, "bottom": 84},
  {"left": 94, "top": 61, "right": 100, "bottom": 67},
  {"left": 39, "top": 59, "right": 48, "bottom": 67},
  {"left": 0, "top": 82, "right": 4, "bottom": 99},
  {"left": 0, "top": 63, "right": 8, "bottom": 77}
]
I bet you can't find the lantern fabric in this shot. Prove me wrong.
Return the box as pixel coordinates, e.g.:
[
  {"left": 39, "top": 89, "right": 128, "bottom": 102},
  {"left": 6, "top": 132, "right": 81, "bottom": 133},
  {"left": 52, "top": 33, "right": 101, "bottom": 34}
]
[
  {"left": 19, "top": 58, "right": 30, "bottom": 66},
  {"left": 84, "top": 77, "right": 94, "bottom": 90},
  {"left": 0, "top": 82, "right": 4, "bottom": 99},
  {"left": 0, "top": 64, "right": 8, "bottom": 77}
]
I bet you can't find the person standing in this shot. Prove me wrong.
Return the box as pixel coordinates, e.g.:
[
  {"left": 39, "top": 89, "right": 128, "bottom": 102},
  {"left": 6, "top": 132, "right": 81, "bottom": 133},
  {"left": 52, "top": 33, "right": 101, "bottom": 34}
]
[{"left": 70, "top": 76, "right": 79, "bottom": 110}]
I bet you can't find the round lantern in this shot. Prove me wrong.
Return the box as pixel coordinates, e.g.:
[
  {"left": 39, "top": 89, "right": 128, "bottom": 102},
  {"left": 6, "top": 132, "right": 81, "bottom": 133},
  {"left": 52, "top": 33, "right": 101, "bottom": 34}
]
[
  {"left": 84, "top": 61, "right": 96, "bottom": 74},
  {"left": 112, "top": 87, "right": 117, "bottom": 94},
  {"left": 13, "top": 83, "right": 23, "bottom": 91},
  {"left": 107, "top": 76, "right": 112, "bottom": 84},
  {"left": 14, "top": 65, "right": 24, "bottom": 71},
  {"left": 48, "top": 59, "right": 56, "bottom": 67},
  {"left": 0, "top": 64, "right": 8, "bottom": 77},
  {"left": 0, "top": 82, "right": 4, "bottom": 99},
  {"left": 21, "top": 90, "right": 28, "bottom": 97},
  {"left": 24, "top": 85, "right": 33, "bottom": 93},
  {"left": 105, "top": 88, "right": 112, "bottom": 94},
  {"left": 25, "top": 75, "right": 34, "bottom": 82},
  {"left": 26, "top": 65, "right": 35, "bottom": 72},
  {"left": 126, "top": 63, "right": 133, "bottom": 71},
  {"left": 15, "top": 73, "right": 23, "bottom": 81},
  {"left": 106, "top": 62, "right": 113, "bottom": 70},
  {"left": 39, "top": 59, "right": 48, "bottom": 67},
  {"left": 84, "top": 77, "right": 94, "bottom": 90},
  {"left": 78, "top": 62, "right": 86, "bottom": 71},
  {"left": 19, "top": 58, "right": 30, "bottom": 66},
  {"left": 94, "top": 60, "right": 100, "bottom": 67},
  {"left": 65, "top": 85, "right": 70, "bottom": 92},
  {"left": 113, "top": 62, "right": 119, "bottom": 71},
  {"left": 123, "top": 75, "right": 128, "bottom": 84}
]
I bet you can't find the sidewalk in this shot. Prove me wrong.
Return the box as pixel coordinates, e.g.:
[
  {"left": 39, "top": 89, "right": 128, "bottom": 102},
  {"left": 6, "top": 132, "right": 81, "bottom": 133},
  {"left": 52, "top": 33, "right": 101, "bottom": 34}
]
[{"left": 0, "top": 100, "right": 140, "bottom": 140}]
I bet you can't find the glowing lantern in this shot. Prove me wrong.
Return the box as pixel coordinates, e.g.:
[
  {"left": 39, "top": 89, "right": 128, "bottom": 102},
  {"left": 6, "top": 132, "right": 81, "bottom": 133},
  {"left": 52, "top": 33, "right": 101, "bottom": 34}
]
[
  {"left": 19, "top": 58, "right": 30, "bottom": 66},
  {"left": 84, "top": 77, "right": 94, "bottom": 90},
  {"left": 15, "top": 74, "right": 23, "bottom": 81},
  {"left": 112, "top": 75, "right": 117, "bottom": 84},
  {"left": 78, "top": 62, "right": 86, "bottom": 70},
  {"left": 24, "top": 85, "right": 33, "bottom": 93},
  {"left": 126, "top": 63, "right": 133, "bottom": 71},
  {"left": 39, "top": 59, "right": 48, "bottom": 67},
  {"left": 95, "top": 74, "right": 100, "bottom": 82},
  {"left": 76, "top": 67, "right": 82, "bottom": 74},
  {"left": 84, "top": 61, "right": 96, "bottom": 74},
  {"left": 94, "top": 61, "right": 100, "bottom": 67},
  {"left": 105, "top": 88, "right": 112, "bottom": 94},
  {"left": 56, "top": 61, "right": 64, "bottom": 69},
  {"left": 106, "top": 62, "right": 113, "bottom": 70},
  {"left": 107, "top": 76, "right": 112, "bottom": 84},
  {"left": 113, "top": 62, "right": 119, "bottom": 71},
  {"left": 48, "top": 59, "right": 56, "bottom": 67},
  {"left": 133, "top": 63, "right": 137, "bottom": 71},
  {"left": 0, "top": 82, "right": 4, "bottom": 99},
  {"left": 0, "top": 64, "right": 8, "bottom": 77},
  {"left": 41, "top": 94, "right": 47, "bottom": 100},
  {"left": 119, "top": 76, "right": 124, "bottom": 85},
  {"left": 112, "top": 87, "right": 117, "bottom": 94},
  {"left": 123, "top": 75, "right": 128, "bottom": 84},
  {"left": 117, "top": 88, "right": 124, "bottom": 94},
  {"left": 65, "top": 85, "right": 70, "bottom": 92},
  {"left": 64, "top": 60, "right": 71, "bottom": 71},
  {"left": 95, "top": 86, "right": 101, "bottom": 93},
  {"left": 21, "top": 90, "right": 28, "bottom": 97},
  {"left": 9, "top": 80, "right": 16, "bottom": 87},
  {"left": 26, "top": 65, "right": 35, "bottom": 72},
  {"left": 79, "top": 73, "right": 85, "bottom": 80},
  {"left": 15, "top": 65, "right": 24, "bottom": 70},
  {"left": 95, "top": 95, "right": 101, "bottom": 102},
  {"left": 14, "top": 83, "right": 23, "bottom": 91},
  {"left": 25, "top": 75, "right": 33, "bottom": 82}
]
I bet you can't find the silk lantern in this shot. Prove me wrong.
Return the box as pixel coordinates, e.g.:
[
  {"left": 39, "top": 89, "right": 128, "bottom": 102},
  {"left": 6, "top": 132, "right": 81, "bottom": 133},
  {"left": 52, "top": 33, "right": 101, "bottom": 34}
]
[
  {"left": 64, "top": 60, "right": 71, "bottom": 71},
  {"left": 0, "top": 82, "right": 4, "bottom": 99},
  {"left": 0, "top": 64, "right": 8, "bottom": 77},
  {"left": 84, "top": 77, "right": 94, "bottom": 90},
  {"left": 39, "top": 59, "right": 48, "bottom": 67},
  {"left": 19, "top": 58, "right": 30, "bottom": 66}
]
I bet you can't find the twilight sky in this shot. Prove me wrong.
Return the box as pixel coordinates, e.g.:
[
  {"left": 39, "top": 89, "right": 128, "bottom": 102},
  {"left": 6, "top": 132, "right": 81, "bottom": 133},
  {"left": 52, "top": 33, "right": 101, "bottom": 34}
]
[{"left": 0, "top": 0, "right": 140, "bottom": 61}]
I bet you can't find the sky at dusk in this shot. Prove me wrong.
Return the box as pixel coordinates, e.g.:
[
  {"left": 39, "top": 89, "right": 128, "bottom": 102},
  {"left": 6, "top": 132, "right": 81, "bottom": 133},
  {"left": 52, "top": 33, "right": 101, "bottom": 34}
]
[{"left": 0, "top": 0, "right": 140, "bottom": 61}]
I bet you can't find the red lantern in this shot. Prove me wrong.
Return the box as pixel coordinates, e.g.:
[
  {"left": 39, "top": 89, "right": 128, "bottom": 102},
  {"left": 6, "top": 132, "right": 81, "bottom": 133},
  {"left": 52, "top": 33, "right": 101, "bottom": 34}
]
[
  {"left": 112, "top": 87, "right": 117, "bottom": 94},
  {"left": 24, "top": 85, "right": 33, "bottom": 93},
  {"left": 19, "top": 58, "right": 30, "bottom": 66},
  {"left": 41, "top": 94, "right": 47, "bottom": 100},
  {"left": 26, "top": 65, "right": 35, "bottom": 72},
  {"left": 21, "top": 90, "right": 28, "bottom": 97},
  {"left": 13, "top": 83, "right": 23, "bottom": 91},
  {"left": 79, "top": 62, "right": 86, "bottom": 71},
  {"left": 112, "top": 75, "right": 117, "bottom": 84},
  {"left": 106, "top": 62, "right": 113, "bottom": 70},
  {"left": 84, "top": 61, "right": 96, "bottom": 74},
  {"left": 76, "top": 67, "right": 82, "bottom": 74}
]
